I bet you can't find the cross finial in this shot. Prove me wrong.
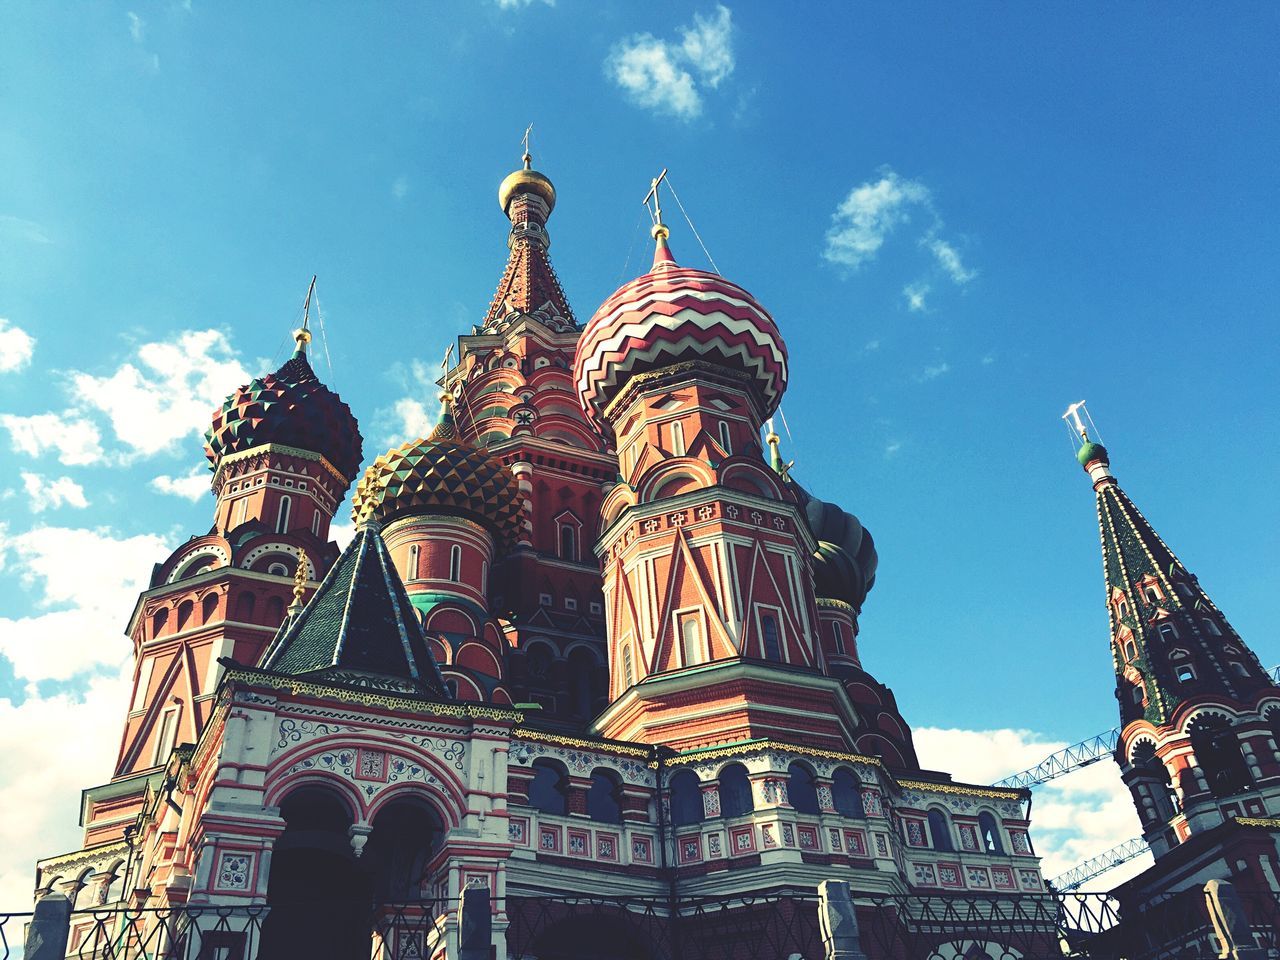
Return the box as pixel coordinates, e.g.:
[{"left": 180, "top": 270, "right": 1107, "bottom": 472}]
[
  {"left": 439, "top": 343, "right": 455, "bottom": 411},
  {"left": 520, "top": 123, "right": 534, "bottom": 169},
  {"left": 643, "top": 168, "right": 669, "bottom": 230},
  {"left": 293, "top": 275, "right": 317, "bottom": 355},
  {"left": 1063, "top": 400, "right": 1091, "bottom": 441}
]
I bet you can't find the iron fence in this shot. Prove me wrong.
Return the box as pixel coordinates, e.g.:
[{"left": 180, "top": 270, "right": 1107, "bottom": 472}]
[{"left": 1, "top": 913, "right": 30, "bottom": 960}]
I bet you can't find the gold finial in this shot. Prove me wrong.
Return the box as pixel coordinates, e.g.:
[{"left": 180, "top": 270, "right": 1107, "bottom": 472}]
[
  {"left": 765, "top": 418, "right": 794, "bottom": 481},
  {"left": 643, "top": 168, "right": 669, "bottom": 238},
  {"left": 288, "top": 553, "right": 308, "bottom": 616},
  {"left": 293, "top": 275, "right": 317, "bottom": 355},
  {"left": 521, "top": 123, "right": 534, "bottom": 170}
]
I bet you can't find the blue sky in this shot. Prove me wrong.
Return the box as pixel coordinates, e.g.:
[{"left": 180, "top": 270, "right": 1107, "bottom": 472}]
[{"left": 0, "top": 1, "right": 1277, "bottom": 899}]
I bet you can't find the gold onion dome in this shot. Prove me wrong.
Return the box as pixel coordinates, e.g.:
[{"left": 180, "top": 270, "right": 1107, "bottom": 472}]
[
  {"left": 498, "top": 153, "right": 556, "bottom": 215},
  {"left": 351, "top": 398, "right": 523, "bottom": 545}
]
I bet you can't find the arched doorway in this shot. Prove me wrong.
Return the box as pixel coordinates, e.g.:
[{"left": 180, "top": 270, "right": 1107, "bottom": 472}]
[{"left": 260, "top": 786, "right": 371, "bottom": 960}]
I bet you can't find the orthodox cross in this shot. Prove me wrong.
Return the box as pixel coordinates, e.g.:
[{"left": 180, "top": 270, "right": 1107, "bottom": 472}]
[
  {"left": 440, "top": 344, "right": 455, "bottom": 398},
  {"left": 521, "top": 123, "right": 534, "bottom": 166},
  {"left": 1062, "top": 400, "right": 1091, "bottom": 441},
  {"left": 643, "top": 168, "right": 669, "bottom": 227}
]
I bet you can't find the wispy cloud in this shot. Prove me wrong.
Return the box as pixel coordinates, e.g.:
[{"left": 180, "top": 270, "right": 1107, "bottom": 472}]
[
  {"left": 903, "top": 282, "right": 929, "bottom": 313},
  {"left": 823, "top": 169, "right": 931, "bottom": 269},
  {"left": 127, "top": 11, "right": 145, "bottom": 42},
  {"left": 863, "top": 339, "right": 881, "bottom": 352},
  {"left": 20, "top": 474, "right": 88, "bottom": 513},
  {"left": 884, "top": 439, "right": 902, "bottom": 458},
  {"left": 928, "top": 236, "right": 976, "bottom": 284},
  {"left": 0, "top": 215, "right": 53, "bottom": 245},
  {"left": 0, "top": 319, "right": 35, "bottom": 373},
  {"left": 916, "top": 361, "right": 950, "bottom": 382},
  {"left": 1, "top": 411, "right": 105, "bottom": 466},
  {"left": 982, "top": 353, "right": 996, "bottom": 365},
  {"left": 494, "top": 0, "right": 553, "bottom": 8},
  {"left": 150, "top": 468, "right": 210, "bottom": 501},
  {"left": 391, "top": 176, "right": 409, "bottom": 201},
  {"left": 605, "top": 5, "right": 734, "bottom": 120}
]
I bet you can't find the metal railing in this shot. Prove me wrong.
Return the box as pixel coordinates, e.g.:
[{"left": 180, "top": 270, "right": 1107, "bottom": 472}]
[{"left": 0, "top": 912, "right": 31, "bottom": 960}]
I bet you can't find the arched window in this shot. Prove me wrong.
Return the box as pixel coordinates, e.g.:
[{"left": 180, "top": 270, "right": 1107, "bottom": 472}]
[
  {"left": 978, "top": 812, "right": 1003, "bottom": 854},
  {"left": 267, "top": 562, "right": 289, "bottom": 577},
  {"left": 831, "top": 767, "right": 863, "bottom": 817},
  {"left": 670, "top": 420, "right": 685, "bottom": 457},
  {"left": 832, "top": 621, "right": 846, "bottom": 656},
  {"left": 1144, "top": 585, "right": 1161, "bottom": 603},
  {"left": 175, "top": 600, "right": 192, "bottom": 633},
  {"left": 526, "top": 645, "right": 552, "bottom": 681},
  {"left": 234, "top": 592, "right": 256, "bottom": 623},
  {"left": 1158, "top": 623, "right": 1179, "bottom": 643},
  {"left": 670, "top": 771, "right": 704, "bottom": 826},
  {"left": 927, "top": 809, "right": 954, "bottom": 852},
  {"left": 449, "top": 545, "right": 461, "bottom": 582},
  {"left": 1116, "top": 598, "right": 1129, "bottom": 618},
  {"left": 787, "top": 763, "right": 819, "bottom": 815},
  {"left": 201, "top": 593, "right": 218, "bottom": 624},
  {"left": 1230, "top": 662, "right": 1248, "bottom": 678},
  {"left": 1177, "top": 665, "right": 1195, "bottom": 683},
  {"left": 1190, "top": 717, "right": 1252, "bottom": 798},
  {"left": 761, "top": 614, "right": 782, "bottom": 662},
  {"left": 481, "top": 560, "right": 488, "bottom": 593},
  {"left": 1203, "top": 619, "right": 1222, "bottom": 637},
  {"left": 152, "top": 607, "right": 169, "bottom": 637},
  {"left": 276, "top": 495, "right": 292, "bottom": 534},
  {"left": 407, "top": 544, "right": 420, "bottom": 579},
  {"left": 587, "top": 770, "right": 622, "bottom": 823},
  {"left": 235, "top": 497, "right": 249, "bottom": 529},
  {"left": 718, "top": 421, "right": 732, "bottom": 454},
  {"left": 622, "top": 645, "right": 634, "bottom": 688},
  {"left": 718, "top": 763, "right": 753, "bottom": 818},
  {"left": 559, "top": 525, "right": 578, "bottom": 563},
  {"left": 1176, "top": 583, "right": 1193, "bottom": 599},
  {"left": 310, "top": 511, "right": 321, "bottom": 536},
  {"left": 528, "top": 760, "right": 568, "bottom": 816},
  {"left": 1125, "top": 640, "right": 1137, "bottom": 661},
  {"left": 680, "top": 615, "right": 702, "bottom": 667}
]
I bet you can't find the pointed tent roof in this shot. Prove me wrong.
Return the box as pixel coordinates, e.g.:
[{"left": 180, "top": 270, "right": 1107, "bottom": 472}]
[
  {"left": 259, "top": 522, "right": 448, "bottom": 697},
  {"left": 482, "top": 155, "right": 575, "bottom": 332}
]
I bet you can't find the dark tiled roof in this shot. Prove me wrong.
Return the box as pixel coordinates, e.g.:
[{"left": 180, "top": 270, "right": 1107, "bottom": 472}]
[{"left": 259, "top": 523, "right": 447, "bottom": 697}]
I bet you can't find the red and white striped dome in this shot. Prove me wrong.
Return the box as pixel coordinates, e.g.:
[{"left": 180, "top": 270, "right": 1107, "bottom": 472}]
[{"left": 574, "top": 234, "right": 788, "bottom": 431}]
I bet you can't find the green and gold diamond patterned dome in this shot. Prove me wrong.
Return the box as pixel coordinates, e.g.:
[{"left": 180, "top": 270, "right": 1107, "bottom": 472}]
[
  {"left": 351, "top": 398, "right": 523, "bottom": 545},
  {"left": 204, "top": 331, "right": 363, "bottom": 482}
]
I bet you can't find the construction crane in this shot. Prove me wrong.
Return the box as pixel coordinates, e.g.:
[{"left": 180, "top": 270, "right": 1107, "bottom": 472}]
[
  {"left": 995, "top": 728, "right": 1120, "bottom": 789},
  {"left": 1049, "top": 837, "right": 1150, "bottom": 892}
]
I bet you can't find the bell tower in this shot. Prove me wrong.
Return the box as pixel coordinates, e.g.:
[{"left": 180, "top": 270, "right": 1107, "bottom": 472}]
[{"left": 1067, "top": 401, "right": 1280, "bottom": 857}]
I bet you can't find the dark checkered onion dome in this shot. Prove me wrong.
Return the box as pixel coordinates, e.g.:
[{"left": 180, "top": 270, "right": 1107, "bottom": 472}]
[
  {"left": 350, "top": 410, "right": 523, "bottom": 546},
  {"left": 204, "top": 348, "right": 363, "bottom": 482},
  {"left": 798, "top": 491, "right": 878, "bottom": 611}
]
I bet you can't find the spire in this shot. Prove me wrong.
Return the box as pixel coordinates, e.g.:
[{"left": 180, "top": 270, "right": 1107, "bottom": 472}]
[
  {"left": 259, "top": 522, "right": 449, "bottom": 698},
  {"left": 286, "top": 553, "right": 308, "bottom": 618},
  {"left": 292, "top": 275, "right": 316, "bottom": 359},
  {"left": 484, "top": 136, "right": 575, "bottom": 331},
  {"left": 644, "top": 167, "right": 677, "bottom": 270},
  {"left": 1066, "top": 402, "right": 1273, "bottom": 727}
]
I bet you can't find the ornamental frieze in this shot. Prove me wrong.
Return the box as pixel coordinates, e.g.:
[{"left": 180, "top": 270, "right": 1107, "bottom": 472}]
[
  {"left": 280, "top": 748, "right": 445, "bottom": 801},
  {"left": 274, "top": 717, "right": 467, "bottom": 771}
]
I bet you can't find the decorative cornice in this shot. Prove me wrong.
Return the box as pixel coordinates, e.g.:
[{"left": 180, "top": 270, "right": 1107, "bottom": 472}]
[
  {"left": 815, "top": 598, "right": 855, "bottom": 613},
  {"left": 603, "top": 360, "right": 759, "bottom": 427},
  {"left": 213, "top": 442, "right": 347, "bottom": 490},
  {"left": 668, "top": 739, "right": 884, "bottom": 771},
  {"left": 37, "top": 839, "right": 130, "bottom": 875},
  {"left": 1233, "top": 816, "right": 1280, "bottom": 829},
  {"left": 896, "top": 779, "right": 1026, "bottom": 801},
  {"left": 513, "top": 727, "right": 651, "bottom": 760}
]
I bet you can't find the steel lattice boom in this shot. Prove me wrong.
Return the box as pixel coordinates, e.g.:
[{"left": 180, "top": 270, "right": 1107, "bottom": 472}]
[
  {"left": 994, "top": 727, "right": 1120, "bottom": 789},
  {"left": 1050, "top": 837, "right": 1151, "bottom": 892}
]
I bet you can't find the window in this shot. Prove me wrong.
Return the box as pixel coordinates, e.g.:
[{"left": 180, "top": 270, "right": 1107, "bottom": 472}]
[
  {"left": 1116, "top": 598, "right": 1129, "bottom": 618},
  {"left": 528, "top": 760, "right": 568, "bottom": 816},
  {"left": 978, "top": 812, "right": 1003, "bottom": 854},
  {"left": 152, "top": 607, "right": 169, "bottom": 637},
  {"left": 449, "top": 545, "right": 461, "bottom": 582},
  {"left": 670, "top": 420, "right": 685, "bottom": 457},
  {"left": 680, "top": 614, "right": 703, "bottom": 667},
  {"left": 1158, "top": 623, "right": 1178, "bottom": 642},
  {"left": 1203, "top": 619, "right": 1222, "bottom": 637},
  {"left": 407, "top": 544, "right": 420, "bottom": 579},
  {"left": 1190, "top": 718, "right": 1252, "bottom": 798},
  {"left": 481, "top": 561, "right": 488, "bottom": 593},
  {"left": 587, "top": 770, "right": 622, "bottom": 823},
  {"left": 1144, "top": 585, "right": 1161, "bottom": 603},
  {"left": 235, "top": 497, "right": 249, "bottom": 528},
  {"left": 267, "top": 562, "right": 289, "bottom": 577},
  {"left": 622, "top": 646, "right": 634, "bottom": 688},
  {"left": 1131, "top": 684, "right": 1145, "bottom": 704},
  {"left": 670, "top": 771, "right": 704, "bottom": 827},
  {"left": 831, "top": 768, "right": 863, "bottom": 817},
  {"left": 1176, "top": 583, "right": 1193, "bottom": 598},
  {"left": 310, "top": 511, "right": 320, "bottom": 536},
  {"left": 153, "top": 708, "right": 179, "bottom": 766},
  {"left": 1230, "top": 662, "right": 1248, "bottom": 677},
  {"left": 176, "top": 600, "right": 193, "bottom": 632},
  {"left": 526, "top": 646, "right": 552, "bottom": 680},
  {"left": 275, "top": 495, "right": 291, "bottom": 534},
  {"left": 201, "top": 593, "right": 218, "bottom": 624},
  {"left": 564, "top": 597, "right": 577, "bottom": 611},
  {"left": 559, "top": 525, "right": 578, "bottom": 562},
  {"left": 718, "top": 764, "right": 753, "bottom": 818},
  {"left": 927, "top": 809, "right": 954, "bottom": 851},
  {"left": 787, "top": 763, "right": 819, "bottom": 815},
  {"left": 1177, "top": 665, "right": 1195, "bottom": 683},
  {"left": 589, "top": 601, "right": 602, "bottom": 615},
  {"left": 132, "top": 658, "right": 156, "bottom": 712},
  {"left": 761, "top": 614, "right": 782, "bottom": 662},
  {"left": 1125, "top": 641, "right": 1137, "bottom": 661},
  {"left": 832, "top": 621, "right": 846, "bottom": 656},
  {"left": 718, "top": 421, "right": 732, "bottom": 454},
  {"left": 539, "top": 592, "right": 552, "bottom": 607}
]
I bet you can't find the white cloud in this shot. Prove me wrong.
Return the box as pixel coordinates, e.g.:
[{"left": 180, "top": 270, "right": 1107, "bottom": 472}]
[
  {"left": 69, "top": 329, "right": 251, "bottom": 459},
  {"left": 884, "top": 440, "right": 902, "bottom": 458},
  {"left": 127, "top": 11, "right": 144, "bottom": 42},
  {"left": 903, "top": 282, "right": 929, "bottom": 312},
  {"left": 863, "top": 339, "right": 881, "bottom": 352},
  {"left": 824, "top": 170, "right": 931, "bottom": 269},
  {"left": 915, "top": 727, "right": 1150, "bottom": 885},
  {"left": 0, "top": 319, "right": 35, "bottom": 372},
  {"left": 605, "top": 5, "right": 734, "bottom": 120},
  {"left": 929, "top": 237, "right": 976, "bottom": 284},
  {"left": 0, "top": 666, "right": 133, "bottom": 907},
  {"left": 21, "top": 474, "right": 88, "bottom": 513},
  {"left": 1, "top": 411, "right": 105, "bottom": 466},
  {"left": 0, "top": 215, "right": 53, "bottom": 245},
  {"left": 982, "top": 353, "right": 996, "bottom": 365},
  {"left": 329, "top": 520, "right": 356, "bottom": 551},
  {"left": 917, "top": 362, "right": 950, "bottom": 381},
  {"left": 393, "top": 397, "right": 434, "bottom": 440},
  {"left": 495, "top": 0, "right": 553, "bottom": 7},
  {"left": 150, "top": 467, "right": 210, "bottom": 501},
  {"left": 391, "top": 176, "right": 409, "bottom": 201},
  {"left": 0, "top": 525, "right": 171, "bottom": 682}
]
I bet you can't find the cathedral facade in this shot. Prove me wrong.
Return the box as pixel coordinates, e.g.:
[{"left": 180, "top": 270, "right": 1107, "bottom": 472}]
[{"left": 29, "top": 156, "right": 1276, "bottom": 957}]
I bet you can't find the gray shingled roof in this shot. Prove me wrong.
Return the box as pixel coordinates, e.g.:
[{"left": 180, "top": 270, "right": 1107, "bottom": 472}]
[{"left": 259, "top": 523, "right": 448, "bottom": 697}]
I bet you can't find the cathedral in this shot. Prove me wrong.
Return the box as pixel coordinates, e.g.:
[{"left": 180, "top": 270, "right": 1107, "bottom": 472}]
[{"left": 28, "top": 153, "right": 1278, "bottom": 959}]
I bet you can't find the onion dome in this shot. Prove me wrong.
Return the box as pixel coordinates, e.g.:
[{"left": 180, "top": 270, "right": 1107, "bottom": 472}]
[
  {"left": 574, "top": 224, "right": 788, "bottom": 431},
  {"left": 351, "top": 398, "right": 523, "bottom": 545},
  {"left": 204, "top": 328, "right": 363, "bottom": 482},
  {"left": 498, "top": 152, "right": 556, "bottom": 215},
  {"left": 1077, "top": 440, "right": 1109, "bottom": 469},
  {"left": 800, "top": 492, "right": 878, "bottom": 611}
]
